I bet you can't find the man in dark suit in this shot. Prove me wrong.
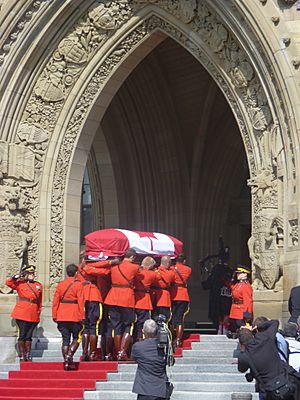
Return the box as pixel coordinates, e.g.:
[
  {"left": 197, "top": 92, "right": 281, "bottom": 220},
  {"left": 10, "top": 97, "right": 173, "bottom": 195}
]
[
  {"left": 289, "top": 286, "right": 300, "bottom": 324},
  {"left": 131, "top": 319, "right": 170, "bottom": 400}
]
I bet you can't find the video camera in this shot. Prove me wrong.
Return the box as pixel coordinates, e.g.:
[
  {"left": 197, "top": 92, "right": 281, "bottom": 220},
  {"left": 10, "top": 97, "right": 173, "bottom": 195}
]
[{"left": 156, "top": 314, "right": 174, "bottom": 367}]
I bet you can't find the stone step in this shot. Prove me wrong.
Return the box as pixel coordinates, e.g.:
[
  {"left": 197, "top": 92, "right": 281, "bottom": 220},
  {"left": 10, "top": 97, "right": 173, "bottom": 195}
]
[
  {"left": 31, "top": 350, "right": 81, "bottom": 358},
  {"left": 84, "top": 390, "right": 258, "bottom": 400},
  {"left": 0, "top": 372, "right": 8, "bottom": 379},
  {"left": 95, "top": 381, "right": 255, "bottom": 392},
  {"left": 182, "top": 349, "right": 237, "bottom": 357},
  {"left": 198, "top": 335, "right": 238, "bottom": 342},
  {"left": 107, "top": 372, "right": 245, "bottom": 382},
  {"left": 175, "top": 357, "right": 237, "bottom": 364},
  {"left": 0, "top": 364, "right": 19, "bottom": 372},
  {"left": 191, "top": 342, "right": 238, "bottom": 350},
  {"left": 84, "top": 390, "right": 259, "bottom": 400},
  {"left": 118, "top": 363, "right": 239, "bottom": 373},
  {"left": 32, "top": 357, "right": 80, "bottom": 362}
]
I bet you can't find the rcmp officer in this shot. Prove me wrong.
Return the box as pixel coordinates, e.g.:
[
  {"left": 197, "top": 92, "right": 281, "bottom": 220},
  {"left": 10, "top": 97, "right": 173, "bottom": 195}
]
[
  {"left": 170, "top": 253, "right": 192, "bottom": 348},
  {"left": 52, "top": 264, "right": 85, "bottom": 370},
  {"left": 83, "top": 257, "right": 119, "bottom": 360},
  {"left": 104, "top": 248, "right": 139, "bottom": 361},
  {"left": 134, "top": 256, "right": 158, "bottom": 340},
  {"left": 76, "top": 258, "right": 112, "bottom": 361},
  {"left": 6, "top": 265, "right": 43, "bottom": 361},
  {"left": 229, "top": 265, "right": 253, "bottom": 332},
  {"left": 151, "top": 256, "right": 175, "bottom": 324}
]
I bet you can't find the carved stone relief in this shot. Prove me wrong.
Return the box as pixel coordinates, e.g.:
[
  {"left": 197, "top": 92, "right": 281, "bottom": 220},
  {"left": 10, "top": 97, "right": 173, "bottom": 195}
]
[
  {"left": 0, "top": 0, "right": 293, "bottom": 294},
  {"left": 289, "top": 219, "right": 298, "bottom": 246}
]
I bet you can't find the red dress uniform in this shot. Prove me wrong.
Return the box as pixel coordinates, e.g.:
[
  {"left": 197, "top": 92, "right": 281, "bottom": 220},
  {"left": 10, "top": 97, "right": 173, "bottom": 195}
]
[
  {"left": 83, "top": 262, "right": 112, "bottom": 303},
  {"left": 170, "top": 263, "right": 192, "bottom": 302},
  {"left": 152, "top": 267, "right": 175, "bottom": 308},
  {"left": 229, "top": 280, "right": 253, "bottom": 320},
  {"left": 52, "top": 277, "right": 85, "bottom": 322},
  {"left": 105, "top": 260, "right": 139, "bottom": 308},
  {"left": 77, "top": 261, "right": 111, "bottom": 302},
  {"left": 134, "top": 269, "right": 158, "bottom": 310},
  {"left": 6, "top": 277, "right": 42, "bottom": 323}
]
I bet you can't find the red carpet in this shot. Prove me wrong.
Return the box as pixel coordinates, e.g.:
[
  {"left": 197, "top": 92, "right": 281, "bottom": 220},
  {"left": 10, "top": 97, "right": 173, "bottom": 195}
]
[{"left": 0, "top": 334, "right": 200, "bottom": 399}]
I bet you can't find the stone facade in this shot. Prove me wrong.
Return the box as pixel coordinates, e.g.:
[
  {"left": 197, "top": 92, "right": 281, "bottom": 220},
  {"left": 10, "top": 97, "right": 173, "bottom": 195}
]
[{"left": 0, "top": 0, "right": 299, "bottom": 339}]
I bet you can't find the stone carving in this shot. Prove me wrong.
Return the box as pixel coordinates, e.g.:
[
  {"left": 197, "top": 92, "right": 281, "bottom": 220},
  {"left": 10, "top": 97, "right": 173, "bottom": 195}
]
[
  {"left": 289, "top": 219, "right": 298, "bottom": 246},
  {"left": 0, "top": 141, "right": 35, "bottom": 181},
  {"left": 248, "top": 215, "right": 283, "bottom": 290},
  {"left": 280, "top": 0, "right": 297, "bottom": 4},
  {"left": 0, "top": 180, "right": 30, "bottom": 294},
  {"left": 4, "top": 0, "right": 287, "bottom": 296},
  {"left": 0, "top": 1, "right": 52, "bottom": 66}
]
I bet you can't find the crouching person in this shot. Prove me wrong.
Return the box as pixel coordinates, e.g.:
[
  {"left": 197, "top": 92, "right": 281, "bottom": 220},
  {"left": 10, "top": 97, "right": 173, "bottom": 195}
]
[{"left": 52, "top": 264, "right": 84, "bottom": 370}]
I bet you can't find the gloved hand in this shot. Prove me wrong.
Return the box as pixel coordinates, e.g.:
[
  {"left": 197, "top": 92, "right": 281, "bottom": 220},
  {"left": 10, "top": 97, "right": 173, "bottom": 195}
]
[
  {"left": 12, "top": 274, "right": 20, "bottom": 281},
  {"left": 109, "top": 258, "right": 121, "bottom": 266}
]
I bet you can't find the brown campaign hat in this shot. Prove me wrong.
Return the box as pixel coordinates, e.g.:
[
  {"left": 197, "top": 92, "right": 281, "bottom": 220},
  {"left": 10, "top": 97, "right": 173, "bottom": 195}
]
[{"left": 236, "top": 265, "right": 251, "bottom": 274}]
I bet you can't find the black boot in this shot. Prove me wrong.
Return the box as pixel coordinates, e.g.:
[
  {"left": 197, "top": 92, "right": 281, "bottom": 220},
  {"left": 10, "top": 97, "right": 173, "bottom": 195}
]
[
  {"left": 89, "top": 335, "right": 100, "bottom": 361},
  {"left": 62, "top": 345, "right": 69, "bottom": 370},
  {"left": 105, "top": 336, "right": 114, "bottom": 361},
  {"left": 117, "top": 333, "right": 132, "bottom": 361}
]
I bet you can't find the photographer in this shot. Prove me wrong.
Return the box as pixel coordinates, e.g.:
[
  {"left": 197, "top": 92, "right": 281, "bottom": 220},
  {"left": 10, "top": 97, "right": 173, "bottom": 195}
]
[
  {"left": 131, "top": 319, "right": 173, "bottom": 400},
  {"left": 283, "top": 323, "right": 300, "bottom": 372}
]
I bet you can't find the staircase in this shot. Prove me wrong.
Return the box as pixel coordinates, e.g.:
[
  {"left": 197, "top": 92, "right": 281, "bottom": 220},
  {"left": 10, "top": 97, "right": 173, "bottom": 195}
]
[{"left": 0, "top": 335, "right": 258, "bottom": 400}]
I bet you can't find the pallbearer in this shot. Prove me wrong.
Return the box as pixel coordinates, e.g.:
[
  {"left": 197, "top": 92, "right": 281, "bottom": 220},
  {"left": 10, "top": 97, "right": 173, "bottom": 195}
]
[
  {"left": 52, "top": 264, "right": 84, "bottom": 370},
  {"left": 170, "top": 253, "right": 192, "bottom": 347},
  {"left": 6, "top": 265, "right": 43, "bottom": 361},
  {"left": 151, "top": 256, "right": 175, "bottom": 324},
  {"left": 134, "top": 256, "right": 158, "bottom": 340}
]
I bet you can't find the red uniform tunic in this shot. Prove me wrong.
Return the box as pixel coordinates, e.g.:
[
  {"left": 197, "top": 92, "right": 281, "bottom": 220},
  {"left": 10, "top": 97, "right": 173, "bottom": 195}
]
[
  {"left": 76, "top": 261, "right": 111, "bottom": 303},
  {"left": 104, "top": 260, "right": 139, "bottom": 308},
  {"left": 229, "top": 280, "right": 253, "bottom": 320},
  {"left": 84, "top": 263, "right": 111, "bottom": 302},
  {"left": 52, "top": 277, "right": 85, "bottom": 322},
  {"left": 152, "top": 267, "right": 175, "bottom": 308},
  {"left": 6, "top": 278, "right": 43, "bottom": 323},
  {"left": 134, "top": 269, "right": 158, "bottom": 310},
  {"left": 170, "top": 263, "right": 192, "bottom": 302}
]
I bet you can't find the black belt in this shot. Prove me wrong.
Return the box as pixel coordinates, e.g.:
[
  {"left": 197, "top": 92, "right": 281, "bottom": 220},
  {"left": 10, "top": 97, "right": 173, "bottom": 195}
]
[
  {"left": 82, "top": 281, "right": 97, "bottom": 286},
  {"left": 232, "top": 300, "right": 243, "bottom": 305},
  {"left": 174, "top": 283, "right": 187, "bottom": 288},
  {"left": 152, "top": 286, "right": 170, "bottom": 290},
  {"left": 112, "top": 284, "right": 132, "bottom": 288},
  {"left": 134, "top": 289, "right": 150, "bottom": 293},
  {"left": 18, "top": 297, "right": 38, "bottom": 304},
  {"left": 60, "top": 299, "right": 78, "bottom": 304}
]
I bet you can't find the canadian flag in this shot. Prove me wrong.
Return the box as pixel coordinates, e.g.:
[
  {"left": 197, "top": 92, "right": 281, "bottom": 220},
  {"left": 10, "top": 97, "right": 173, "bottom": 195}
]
[{"left": 85, "top": 229, "right": 183, "bottom": 258}]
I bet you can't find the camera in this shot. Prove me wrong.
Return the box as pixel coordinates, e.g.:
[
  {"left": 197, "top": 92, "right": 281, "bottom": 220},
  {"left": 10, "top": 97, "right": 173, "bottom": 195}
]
[
  {"left": 156, "top": 314, "right": 174, "bottom": 367},
  {"left": 156, "top": 314, "right": 170, "bottom": 349}
]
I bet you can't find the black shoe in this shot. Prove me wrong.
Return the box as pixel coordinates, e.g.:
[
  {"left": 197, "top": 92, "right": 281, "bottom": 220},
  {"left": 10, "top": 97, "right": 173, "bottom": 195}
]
[{"left": 226, "top": 331, "right": 238, "bottom": 339}]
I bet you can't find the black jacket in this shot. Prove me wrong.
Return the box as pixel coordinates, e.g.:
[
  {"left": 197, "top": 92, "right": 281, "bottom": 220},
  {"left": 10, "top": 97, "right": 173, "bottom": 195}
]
[
  {"left": 289, "top": 286, "right": 300, "bottom": 324},
  {"left": 131, "top": 338, "right": 168, "bottom": 398},
  {"left": 238, "top": 320, "right": 285, "bottom": 390}
]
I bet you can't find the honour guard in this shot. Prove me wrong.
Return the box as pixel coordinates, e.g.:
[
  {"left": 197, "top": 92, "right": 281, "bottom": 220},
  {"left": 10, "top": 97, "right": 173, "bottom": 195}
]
[
  {"left": 170, "top": 253, "right": 191, "bottom": 347},
  {"left": 52, "top": 264, "right": 84, "bottom": 370},
  {"left": 77, "top": 258, "right": 112, "bottom": 361},
  {"left": 105, "top": 248, "right": 139, "bottom": 361},
  {"left": 152, "top": 256, "right": 175, "bottom": 324},
  {"left": 134, "top": 256, "right": 158, "bottom": 340},
  {"left": 229, "top": 265, "right": 253, "bottom": 332},
  {"left": 6, "top": 265, "right": 43, "bottom": 361}
]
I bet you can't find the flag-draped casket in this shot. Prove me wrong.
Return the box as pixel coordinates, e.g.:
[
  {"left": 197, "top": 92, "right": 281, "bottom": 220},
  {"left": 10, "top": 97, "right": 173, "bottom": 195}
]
[{"left": 85, "top": 229, "right": 183, "bottom": 259}]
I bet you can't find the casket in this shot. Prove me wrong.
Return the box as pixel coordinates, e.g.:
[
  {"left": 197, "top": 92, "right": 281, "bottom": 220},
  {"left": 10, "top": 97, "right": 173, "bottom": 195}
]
[{"left": 85, "top": 229, "right": 183, "bottom": 259}]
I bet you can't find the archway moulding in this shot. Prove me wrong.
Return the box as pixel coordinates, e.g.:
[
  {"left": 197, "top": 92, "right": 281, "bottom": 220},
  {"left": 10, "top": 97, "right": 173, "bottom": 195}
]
[{"left": 0, "top": 1, "right": 299, "bottom": 321}]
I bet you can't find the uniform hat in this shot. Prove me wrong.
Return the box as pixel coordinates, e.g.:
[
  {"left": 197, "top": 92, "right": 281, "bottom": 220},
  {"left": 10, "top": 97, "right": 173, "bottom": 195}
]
[
  {"left": 21, "top": 265, "right": 36, "bottom": 273},
  {"left": 236, "top": 265, "right": 251, "bottom": 274}
]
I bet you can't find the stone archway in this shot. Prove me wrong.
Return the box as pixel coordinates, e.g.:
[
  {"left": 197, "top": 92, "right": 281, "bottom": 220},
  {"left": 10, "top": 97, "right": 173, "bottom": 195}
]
[{"left": 0, "top": 0, "right": 299, "bottom": 334}]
